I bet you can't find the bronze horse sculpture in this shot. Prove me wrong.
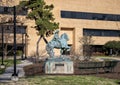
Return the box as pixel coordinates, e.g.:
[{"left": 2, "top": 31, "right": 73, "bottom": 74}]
[{"left": 46, "top": 31, "right": 70, "bottom": 58}]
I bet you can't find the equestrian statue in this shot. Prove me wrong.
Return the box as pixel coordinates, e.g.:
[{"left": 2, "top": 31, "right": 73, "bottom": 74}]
[{"left": 46, "top": 30, "right": 71, "bottom": 58}]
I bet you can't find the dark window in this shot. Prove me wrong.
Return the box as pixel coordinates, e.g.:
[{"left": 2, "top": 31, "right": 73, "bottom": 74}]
[
  {"left": 4, "top": 7, "right": 8, "bottom": 13},
  {"left": 0, "top": 44, "right": 23, "bottom": 56},
  {"left": 0, "top": 6, "right": 27, "bottom": 15},
  {"left": 0, "top": 7, "right": 4, "bottom": 13},
  {"left": 61, "top": 10, "right": 120, "bottom": 21},
  {"left": 0, "top": 6, "right": 11, "bottom": 14},
  {"left": 92, "top": 45, "right": 105, "bottom": 56},
  {"left": 92, "top": 45, "right": 103, "bottom": 52},
  {"left": 83, "top": 29, "right": 120, "bottom": 37}
]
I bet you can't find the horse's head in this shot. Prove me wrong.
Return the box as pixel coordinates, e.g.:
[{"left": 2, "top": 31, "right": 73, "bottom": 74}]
[{"left": 60, "top": 33, "right": 69, "bottom": 41}]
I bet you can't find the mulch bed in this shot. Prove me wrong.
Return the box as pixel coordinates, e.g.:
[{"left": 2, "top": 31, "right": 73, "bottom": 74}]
[{"left": 24, "top": 60, "right": 120, "bottom": 80}]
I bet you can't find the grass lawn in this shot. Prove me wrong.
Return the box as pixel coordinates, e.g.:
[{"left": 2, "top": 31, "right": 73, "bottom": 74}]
[
  {"left": 0, "top": 59, "right": 21, "bottom": 74},
  {"left": 1, "top": 75, "right": 119, "bottom": 85}
]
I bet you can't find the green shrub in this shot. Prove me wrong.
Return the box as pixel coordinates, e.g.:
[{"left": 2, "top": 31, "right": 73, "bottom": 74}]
[{"left": 103, "top": 41, "right": 120, "bottom": 56}]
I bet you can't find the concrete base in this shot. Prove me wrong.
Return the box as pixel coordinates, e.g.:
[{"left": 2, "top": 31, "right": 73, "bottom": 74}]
[
  {"left": 11, "top": 76, "right": 19, "bottom": 81},
  {"left": 0, "top": 65, "right": 5, "bottom": 69},
  {"left": 45, "top": 57, "right": 74, "bottom": 74}
]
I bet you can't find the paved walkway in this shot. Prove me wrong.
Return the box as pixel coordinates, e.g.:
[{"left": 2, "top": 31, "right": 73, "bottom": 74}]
[
  {"left": 94, "top": 57, "right": 120, "bottom": 61},
  {"left": 0, "top": 60, "right": 33, "bottom": 82}
]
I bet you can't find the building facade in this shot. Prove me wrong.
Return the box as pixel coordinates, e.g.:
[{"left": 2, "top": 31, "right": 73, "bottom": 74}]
[
  {"left": 0, "top": 0, "right": 120, "bottom": 57},
  {"left": 44, "top": 0, "right": 120, "bottom": 56}
]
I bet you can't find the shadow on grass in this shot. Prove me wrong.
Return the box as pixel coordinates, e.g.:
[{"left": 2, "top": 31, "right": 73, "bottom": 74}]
[{"left": 116, "top": 81, "right": 120, "bottom": 84}]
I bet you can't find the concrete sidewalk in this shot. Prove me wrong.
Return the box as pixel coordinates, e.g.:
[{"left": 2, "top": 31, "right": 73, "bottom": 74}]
[
  {"left": 94, "top": 57, "right": 120, "bottom": 61},
  {"left": 0, "top": 60, "right": 33, "bottom": 82}
]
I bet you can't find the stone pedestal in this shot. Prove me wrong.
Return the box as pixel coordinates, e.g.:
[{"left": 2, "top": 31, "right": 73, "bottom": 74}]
[{"left": 45, "top": 57, "right": 74, "bottom": 74}]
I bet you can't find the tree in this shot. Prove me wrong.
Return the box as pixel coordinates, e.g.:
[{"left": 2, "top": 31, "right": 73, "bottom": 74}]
[
  {"left": 19, "top": 0, "right": 59, "bottom": 56},
  {"left": 0, "top": 16, "right": 22, "bottom": 59},
  {"left": 79, "top": 35, "right": 94, "bottom": 60},
  {"left": 103, "top": 41, "right": 120, "bottom": 56}
]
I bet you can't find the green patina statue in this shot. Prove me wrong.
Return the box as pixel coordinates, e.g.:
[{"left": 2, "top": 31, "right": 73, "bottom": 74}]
[
  {"left": 46, "top": 30, "right": 70, "bottom": 58},
  {"left": 45, "top": 30, "right": 73, "bottom": 74}
]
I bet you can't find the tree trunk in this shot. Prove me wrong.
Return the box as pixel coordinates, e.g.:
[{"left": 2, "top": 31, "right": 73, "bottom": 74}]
[
  {"left": 36, "top": 35, "right": 48, "bottom": 56},
  {"left": 36, "top": 35, "right": 42, "bottom": 57},
  {"left": 4, "top": 44, "right": 7, "bottom": 59},
  {"left": 36, "top": 35, "right": 48, "bottom": 63},
  {"left": 43, "top": 36, "right": 48, "bottom": 44}
]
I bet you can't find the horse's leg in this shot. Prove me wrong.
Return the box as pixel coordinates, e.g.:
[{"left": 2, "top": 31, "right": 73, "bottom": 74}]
[
  {"left": 46, "top": 44, "right": 51, "bottom": 57},
  {"left": 60, "top": 49, "right": 64, "bottom": 57},
  {"left": 67, "top": 47, "right": 71, "bottom": 51},
  {"left": 46, "top": 44, "right": 54, "bottom": 58},
  {"left": 50, "top": 48, "right": 54, "bottom": 58}
]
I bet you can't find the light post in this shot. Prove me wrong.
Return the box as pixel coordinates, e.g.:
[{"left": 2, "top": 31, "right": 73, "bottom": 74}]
[
  {"left": 25, "top": 33, "right": 28, "bottom": 59},
  {"left": 0, "top": 25, "right": 5, "bottom": 68},
  {"left": 11, "top": 6, "right": 18, "bottom": 81},
  {"left": 21, "top": 33, "right": 24, "bottom": 60}
]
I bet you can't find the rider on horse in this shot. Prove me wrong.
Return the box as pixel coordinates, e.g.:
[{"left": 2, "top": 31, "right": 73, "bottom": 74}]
[
  {"left": 46, "top": 29, "right": 70, "bottom": 58},
  {"left": 52, "top": 29, "right": 62, "bottom": 47}
]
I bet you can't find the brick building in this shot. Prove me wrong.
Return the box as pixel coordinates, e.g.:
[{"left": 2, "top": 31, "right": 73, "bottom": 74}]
[{"left": 0, "top": 0, "right": 120, "bottom": 57}]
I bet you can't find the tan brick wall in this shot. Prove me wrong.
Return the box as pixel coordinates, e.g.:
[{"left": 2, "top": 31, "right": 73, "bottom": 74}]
[
  {"left": 0, "top": 0, "right": 120, "bottom": 56},
  {"left": 44, "top": 0, "right": 120, "bottom": 56}
]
